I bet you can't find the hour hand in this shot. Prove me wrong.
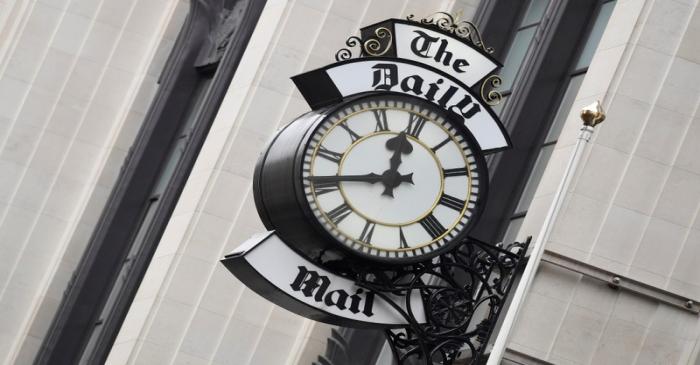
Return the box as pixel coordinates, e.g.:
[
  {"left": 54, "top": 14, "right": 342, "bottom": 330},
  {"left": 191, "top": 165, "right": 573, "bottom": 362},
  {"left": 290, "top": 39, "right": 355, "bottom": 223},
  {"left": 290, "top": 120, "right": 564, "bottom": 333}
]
[{"left": 385, "top": 132, "right": 413, "bottom": 170}]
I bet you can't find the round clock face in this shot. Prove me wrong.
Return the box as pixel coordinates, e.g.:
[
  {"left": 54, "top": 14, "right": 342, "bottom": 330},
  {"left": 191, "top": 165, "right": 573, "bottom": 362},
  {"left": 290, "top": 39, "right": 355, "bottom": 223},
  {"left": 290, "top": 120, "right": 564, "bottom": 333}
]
[{"left": 301, "top": 95, "right": 485, "bottom": 262}]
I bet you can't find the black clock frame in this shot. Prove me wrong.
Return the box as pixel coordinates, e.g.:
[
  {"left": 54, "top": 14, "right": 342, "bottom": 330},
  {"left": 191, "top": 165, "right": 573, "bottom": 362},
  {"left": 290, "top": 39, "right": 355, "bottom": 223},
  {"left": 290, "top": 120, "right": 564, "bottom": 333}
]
[{"left": 253, "top": 92, "right": 489, "bottom": 268}]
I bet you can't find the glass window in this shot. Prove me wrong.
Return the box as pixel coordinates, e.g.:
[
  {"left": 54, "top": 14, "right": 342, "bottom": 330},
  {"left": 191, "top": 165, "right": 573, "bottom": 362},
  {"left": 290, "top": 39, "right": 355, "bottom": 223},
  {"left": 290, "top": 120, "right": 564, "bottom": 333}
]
[
  {"left": 521, "top": 0, "right": 549, "bottom": 27},
  {"left": 544, "top": 73, "right": 585, "bottom": 143},
  {"left": 80, "top": 199, "right": 159, "bottom": 363},
  {"left": 515, "top": 144, "right": 555, "bottom": 213},
  {"left": 575, "top": 1, "right": 615, "bottom": 69},
  {"left": 151, "top": 137, "right": 187, "bottom": 195},
  {"left": 500, "top": 26, "right": 537, "bottom": 91}
]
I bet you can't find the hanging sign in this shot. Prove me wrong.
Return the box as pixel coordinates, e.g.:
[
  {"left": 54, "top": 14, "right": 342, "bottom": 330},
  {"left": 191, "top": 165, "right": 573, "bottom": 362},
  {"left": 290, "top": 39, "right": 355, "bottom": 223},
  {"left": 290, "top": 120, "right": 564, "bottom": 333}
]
[
  {"left": 221, "top": 232, "right": 426, "bottom": 328},
  {"left": 222, "top": 13, "right": 512, "bottom": 340}
]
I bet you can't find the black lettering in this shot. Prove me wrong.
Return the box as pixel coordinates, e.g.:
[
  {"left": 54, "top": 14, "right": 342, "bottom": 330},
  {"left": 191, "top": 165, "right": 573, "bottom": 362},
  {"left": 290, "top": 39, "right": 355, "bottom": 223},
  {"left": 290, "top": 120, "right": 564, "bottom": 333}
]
[
  {"left": 463, "top": 103, "right": 481, "bottom": 118},
  {"left": 327, "top": 203, "right": 352, "bottom": 224},
  {"left": 400, "top": 75, "right": 424, "bottom": 95},
  {"left": 324, "top": 289, "right": 349, "bottom": 310},
  {"left": 434, "top": 39, "right": 453, "bottom": 66},
  {"left": 439, "top": 193, "right": 465, "bottom": 211},
  {"left": 410, "top": 30, "right": 470, "bottom": 73},
  {"left": 437, "top": 85, "right": 459, "bottom": 109},
  {"left": 405, "top": 113, "right": 427, "bottom": 138},
  {"left": 317, "top": 145, "right": 343, "bottom": 164},
  {"left": 399, "top": 227, "right": 409, "bottom": 249},
  {"left": 359, "top": 220, "right": 376, "bottom": 243},
  {"left": 348, "top": 288, "right": 364, "bottom": 314},
  {"left": 419, "top": 213, "right": 446, "bottom": 239},
  {"left": 373, "top": 109, "right": 389, "bottom": 131},
  {"left": 453, "top": 58, "right": 469, "bottom": 72},
  {"left": 431, "top": 137, "right": 451, "bottom": 152},
  {"left": 372, "top": 63, "right": 398, "bottom": 91},
  {"left": 311, "top": 179, "right": 339, "bottom": 196},
  {"left": 443, "top": 167, "right": 468, "bottom": 177},
  {"left": 362, "top": 291, "right": 375, "bottom": 317},
  {"left": 410, "top": 30, "right": 439, "bottom": 58},
  {"left": 290, "top": 266, "right": 330, "bottom": 302},
  {"left": 338, "top": 121, "right": 360, "bottom": 142},
  {"left": 424, "top": 79, "right": 444, "bottom": 102},
  {"left": 450, "top": 94, "right": 481, "bottom": 119}
]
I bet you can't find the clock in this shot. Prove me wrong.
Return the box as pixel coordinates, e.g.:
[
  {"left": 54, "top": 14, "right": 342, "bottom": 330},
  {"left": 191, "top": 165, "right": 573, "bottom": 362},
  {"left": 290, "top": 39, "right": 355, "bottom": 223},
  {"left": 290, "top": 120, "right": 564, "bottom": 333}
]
[{"left": 253, "top": 93, "right": 487, "bottom": 265}]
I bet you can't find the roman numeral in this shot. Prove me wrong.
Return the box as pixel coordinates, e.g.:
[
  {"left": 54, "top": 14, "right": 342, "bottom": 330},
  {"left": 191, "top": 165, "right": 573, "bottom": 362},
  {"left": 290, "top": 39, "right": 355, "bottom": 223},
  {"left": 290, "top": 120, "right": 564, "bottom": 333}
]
[
  {"left": 438, "top": 193, "right": 465, "bottom": 211},
  {"left": 443, "top": 167, "right": 468, "bottom": 177},
  {"left": 373, "top": 109, "right": 389, "bottom": 131},
  {"left": 311, "top": 180, "right": 339, "bottom": 196},
  {"left": 327, "top": 203, "right": 352, "bottom": 224},
  {"left": 338, "top": 121, "right": 360, "bottom": 142},
  {"left": 317, "top": 145, "right": 343, "bottom": 164},
  {"left": 399, "top": 227, "right": 409, "bottom": 249},
  {"left": 419, "top": 213, "right": 446, "bottom": 239},
  {"left": 405, "top": 114, "right": 427, "bottom": 138},
  {"left": 359, "top": 220, "right": 376, "bottom": 243},
  {"left": 431, "top": 137, "right": 451, "bottom": 152}
]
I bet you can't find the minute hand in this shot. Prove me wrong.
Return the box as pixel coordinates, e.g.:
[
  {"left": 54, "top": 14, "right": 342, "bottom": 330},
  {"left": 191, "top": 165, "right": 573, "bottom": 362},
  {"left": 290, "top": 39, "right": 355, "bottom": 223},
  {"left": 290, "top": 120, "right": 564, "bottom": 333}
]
[{"left": 308, "top": 173, "right": 413, "bottom": 184}]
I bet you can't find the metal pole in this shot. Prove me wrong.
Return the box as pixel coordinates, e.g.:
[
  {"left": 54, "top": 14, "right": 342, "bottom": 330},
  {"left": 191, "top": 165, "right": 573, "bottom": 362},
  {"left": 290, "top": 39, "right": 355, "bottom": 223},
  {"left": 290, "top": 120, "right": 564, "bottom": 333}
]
[{"left": 487, "top": 101, "right": 606, "bottom": 364}]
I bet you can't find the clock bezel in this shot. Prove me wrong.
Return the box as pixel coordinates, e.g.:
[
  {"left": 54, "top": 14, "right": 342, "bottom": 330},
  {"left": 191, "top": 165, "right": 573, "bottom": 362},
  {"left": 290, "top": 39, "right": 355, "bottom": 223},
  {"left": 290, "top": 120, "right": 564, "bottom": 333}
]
[{"left": 292, "top": 92, "right": 489, "bottom": 265}]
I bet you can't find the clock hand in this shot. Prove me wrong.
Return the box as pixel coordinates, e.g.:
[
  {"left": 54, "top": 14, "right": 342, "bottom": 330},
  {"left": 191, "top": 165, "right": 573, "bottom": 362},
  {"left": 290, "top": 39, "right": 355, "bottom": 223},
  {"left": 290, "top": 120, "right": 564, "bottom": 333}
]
[
  {"left": 385, "top": 132, "right": 413, "bottom": 170},
  {"left": 308, "top": 173, "right": 414, "bottom": 184},
  {"left": 308, "top": 173, "right": 383, "bottom": 184},
  {"left": 382, "top": 132, "right": 414, "bottom": 197}
]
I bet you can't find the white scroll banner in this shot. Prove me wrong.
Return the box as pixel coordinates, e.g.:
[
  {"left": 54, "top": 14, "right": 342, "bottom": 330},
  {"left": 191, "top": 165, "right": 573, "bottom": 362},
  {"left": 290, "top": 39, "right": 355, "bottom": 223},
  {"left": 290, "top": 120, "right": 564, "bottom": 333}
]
[
  {"left": 324, "top": 59, "right": 510, "bottom": 152},
  {"left": 393, "top": 22, "right": 498, "bottom": 87},
  {"left": 221, "top": 231, "right": 426, "bottom": 328}
]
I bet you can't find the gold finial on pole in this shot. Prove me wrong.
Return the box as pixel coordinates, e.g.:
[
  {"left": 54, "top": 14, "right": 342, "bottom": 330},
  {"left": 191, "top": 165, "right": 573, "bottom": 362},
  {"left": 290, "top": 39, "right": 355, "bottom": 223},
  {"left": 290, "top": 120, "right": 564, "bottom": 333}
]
[{"left": 580, "top": 100, "right": 606, "bottom": 127}]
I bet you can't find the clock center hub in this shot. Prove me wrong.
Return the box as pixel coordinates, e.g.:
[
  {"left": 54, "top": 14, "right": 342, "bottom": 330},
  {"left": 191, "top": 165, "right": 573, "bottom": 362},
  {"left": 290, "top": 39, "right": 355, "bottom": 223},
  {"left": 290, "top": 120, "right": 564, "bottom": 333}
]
[{"left": 338, "top": 132, "right": 443, "bottom": 226}]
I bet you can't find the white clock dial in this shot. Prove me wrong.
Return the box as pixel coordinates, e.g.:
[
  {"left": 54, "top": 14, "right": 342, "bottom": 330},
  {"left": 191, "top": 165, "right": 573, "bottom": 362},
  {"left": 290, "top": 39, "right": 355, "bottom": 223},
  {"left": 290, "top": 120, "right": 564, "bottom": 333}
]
[{"left": 302, "top": 96, "right": 482, "bottom": 260}]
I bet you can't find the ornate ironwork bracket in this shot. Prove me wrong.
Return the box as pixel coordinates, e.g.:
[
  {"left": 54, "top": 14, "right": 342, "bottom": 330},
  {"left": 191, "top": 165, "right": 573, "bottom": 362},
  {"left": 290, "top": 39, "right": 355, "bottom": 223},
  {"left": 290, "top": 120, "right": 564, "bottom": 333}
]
[
  {"left": 335, "top": 27, "right": 393, "bottom": 62},
  {"left": 480, "top": 75, "right": 503, "bottom": 106},
  {"left": 330, "top": 238, "right": 529, "bottom": 365},
  {"left": 407, "top": 12, "right": 494, "bottom": 54}
]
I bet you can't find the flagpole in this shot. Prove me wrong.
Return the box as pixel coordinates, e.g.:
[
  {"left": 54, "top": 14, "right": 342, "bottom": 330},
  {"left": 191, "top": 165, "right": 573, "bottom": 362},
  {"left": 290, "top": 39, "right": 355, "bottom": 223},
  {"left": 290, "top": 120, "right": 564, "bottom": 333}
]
[{"left": 487, "top": 101, "right": 606, "bottom": 364}]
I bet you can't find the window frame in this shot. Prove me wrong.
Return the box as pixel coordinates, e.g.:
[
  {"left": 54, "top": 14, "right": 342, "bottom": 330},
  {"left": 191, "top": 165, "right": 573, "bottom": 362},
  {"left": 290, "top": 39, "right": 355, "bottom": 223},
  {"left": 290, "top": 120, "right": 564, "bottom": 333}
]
[
  {"left": 471, "top": 0, "right": 606, "bottom": 244},
  {"left": 36, "top": 1, "right": 267, "bottom": 363}
]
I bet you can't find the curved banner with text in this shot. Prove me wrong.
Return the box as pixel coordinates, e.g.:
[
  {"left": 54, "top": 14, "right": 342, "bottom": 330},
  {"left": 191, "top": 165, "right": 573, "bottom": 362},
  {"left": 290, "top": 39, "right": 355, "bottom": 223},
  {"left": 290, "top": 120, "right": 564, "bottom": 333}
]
[
  {"left": 221, "top": 231, "right": 426, "bottom": 328},
  {"left": 392, "top": 21, "right": 499, "bottom": 86},
  {"left": 292, "top": 58, "right": 510, "bottom": 152}
]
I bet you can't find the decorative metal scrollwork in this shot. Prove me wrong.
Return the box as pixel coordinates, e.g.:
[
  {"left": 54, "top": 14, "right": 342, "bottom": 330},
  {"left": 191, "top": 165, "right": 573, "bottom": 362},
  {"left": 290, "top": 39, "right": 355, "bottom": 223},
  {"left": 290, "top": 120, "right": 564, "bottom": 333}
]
[
  {"left": 331, "top": 238, "right": 529, "bottom": 365},
  {"left": 335, "top": 35, "right": 363, "bottom": 61},
  {"left": 407, "top": 12, "right": 495, "bottom": 54},
  {"left": 335, "top": 27, "right": 393, "bottom": 62},
  {"left": 480, "top": 75, "right": 503, "bottom": 106},
  {"left": 363, "top": 27, "right": 393, "bottom": 56}
]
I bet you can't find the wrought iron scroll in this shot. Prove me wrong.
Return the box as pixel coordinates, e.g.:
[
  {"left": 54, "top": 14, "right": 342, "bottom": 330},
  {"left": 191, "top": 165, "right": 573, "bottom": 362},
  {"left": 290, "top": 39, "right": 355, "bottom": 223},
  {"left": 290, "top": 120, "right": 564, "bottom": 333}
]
[
  {"left": 480, "top": 75, "right": 503, "bottom": 106},
  {"left": 335, "top": 36, "right": 363, "bottom": 61},
  {"left": 334, "top": 238, "right": 529, "bottom": 365},
  {"left": 407, "top": 12, "right": 494, "bottom": 54},
  {"left": 335, "top": 27, "right": 393, "bottom": 61},
  {"left": 363, "top": 27, "right": 392, "bottom": 56}
]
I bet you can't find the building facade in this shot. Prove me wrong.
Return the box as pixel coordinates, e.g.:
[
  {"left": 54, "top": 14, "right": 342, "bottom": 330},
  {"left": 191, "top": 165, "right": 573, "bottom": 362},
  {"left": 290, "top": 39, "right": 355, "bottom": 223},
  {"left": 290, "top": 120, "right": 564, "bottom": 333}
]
[{"left": 0, "top": 0, "right": 698, "bottom": 364}]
